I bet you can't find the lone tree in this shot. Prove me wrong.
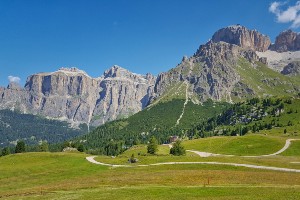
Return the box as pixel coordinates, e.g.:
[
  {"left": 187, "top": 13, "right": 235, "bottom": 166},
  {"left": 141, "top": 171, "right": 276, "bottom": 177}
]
[
  {"left": 15, "top": 140, "right": 26, "bottom": 153},
  {"left": 147, "top": 136, "right": 158, "bottom": 154},
  {"left": 170, "top": 140, "right": 186, "bottom": 156}
]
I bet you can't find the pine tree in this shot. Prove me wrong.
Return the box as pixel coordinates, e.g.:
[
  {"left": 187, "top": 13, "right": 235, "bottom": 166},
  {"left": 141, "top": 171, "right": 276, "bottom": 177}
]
[
  {"left": 170, "top": 140, "right": 186, "bottom": 156},
  {"left": 147, "top": 136, "right": 158, "bottom": 154}
]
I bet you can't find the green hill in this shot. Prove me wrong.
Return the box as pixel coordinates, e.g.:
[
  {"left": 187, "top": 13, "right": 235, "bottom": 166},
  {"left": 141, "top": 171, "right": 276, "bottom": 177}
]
[
  {"left": 231, "top": 58, "right": 300, "bottom": 100},
  {"left": 80, "top": 99, "right": 228, "bottom": 155}
]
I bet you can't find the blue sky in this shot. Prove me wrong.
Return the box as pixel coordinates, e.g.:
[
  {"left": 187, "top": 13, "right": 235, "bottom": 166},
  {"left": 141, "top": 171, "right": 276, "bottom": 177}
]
[{"left": 0, "top": 0, "right": 299, "bottom": 86}]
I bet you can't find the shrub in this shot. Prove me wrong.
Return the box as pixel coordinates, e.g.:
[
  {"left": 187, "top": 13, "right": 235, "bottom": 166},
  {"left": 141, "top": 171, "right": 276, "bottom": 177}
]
[
  {"left": 128, "top": 153, "right": 138, "bottom": 163},
  {"left": 1, "top": 147, "right": 10, "bottom": 156},
  {"left": 15, "top": 140, "right": 26, "bottom": 153}
]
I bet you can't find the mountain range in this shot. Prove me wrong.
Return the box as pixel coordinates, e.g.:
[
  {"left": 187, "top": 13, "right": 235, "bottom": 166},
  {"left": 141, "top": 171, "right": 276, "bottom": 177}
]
[{"left": 0, "top": 24, "right": 300, "bottom": 129}]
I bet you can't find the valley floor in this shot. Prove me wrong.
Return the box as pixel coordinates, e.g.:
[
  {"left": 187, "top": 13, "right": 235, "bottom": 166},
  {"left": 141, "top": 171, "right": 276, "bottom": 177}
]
[{"left": 1, "top": 134, "right": 300, "bottom": 199}]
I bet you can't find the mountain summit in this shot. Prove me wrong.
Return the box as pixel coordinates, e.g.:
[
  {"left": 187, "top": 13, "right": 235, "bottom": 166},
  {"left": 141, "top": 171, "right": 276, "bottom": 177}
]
[
  {"left": 270, "top": 30, "right": 300, "bottom": 52},
  {"left": 211, "top": 25, "right": 271, "bottom": 51},
  {"left": 0, "top": 25, "right": 299, "bottom": 126}
]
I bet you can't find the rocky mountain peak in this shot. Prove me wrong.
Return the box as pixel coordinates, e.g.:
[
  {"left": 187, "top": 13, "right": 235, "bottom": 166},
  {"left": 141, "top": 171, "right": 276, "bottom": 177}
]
[
  {"left": 58, "top": 67, "right": 83, "bottom": 73},
  {"left": 270, "top": 30, "right": 300, "bottom": 52},
  {"left": 103, "top": 65, "right": 132, "bottom": 78},
  {"left": 57, "top": 67, "right": 89, "bottom": 76},
  {"left": 32, "top": 67, "right": 91, "bottom": 78},
  {"left": 211, "top": 25, "right": 271, "bottom": 52},
  {"left": 102, "top": 65, "right": 155, "bottom": 86},
  {"left": 7, "top": 82, "right": 22, "bottom": 90}
]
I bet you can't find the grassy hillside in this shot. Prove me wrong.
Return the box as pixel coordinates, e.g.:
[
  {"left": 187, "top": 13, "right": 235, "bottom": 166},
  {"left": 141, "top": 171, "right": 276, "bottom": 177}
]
[
  {"left": 233, "top": 58, "right": 300, "bottom": 100},
  {"left": 0, "top": 125, "right": 299, "bottom": 199},
  {"left": 187, "top": 97, "right": 300, "bottom": 140},
  {"left": 1, "top": 145, "right": 300, "bottom": 199},
  {"left": 281, "top": 141, "right": 300, "bottom": 156},
  {"left": 0, "top": 109, "right": 89, "bottom": 147},
  {"left": 95, "top": 134, "right": 299, "bottom": 168},
  {"left": 182, "top": 134, "right": 285, "bottom": 156}
]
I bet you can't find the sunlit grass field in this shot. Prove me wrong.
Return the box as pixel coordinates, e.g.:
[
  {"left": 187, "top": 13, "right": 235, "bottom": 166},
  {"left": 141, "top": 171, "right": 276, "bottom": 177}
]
[
  {"left": 1, "top": 134, "right": 300, "bottom": 199},
  {"left": 182, "top": 134, "right": 286, "bottom": 156}
]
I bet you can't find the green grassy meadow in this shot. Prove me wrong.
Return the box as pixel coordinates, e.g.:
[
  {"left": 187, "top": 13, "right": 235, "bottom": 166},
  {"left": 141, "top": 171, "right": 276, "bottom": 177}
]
[
  {"left": 182, "top": 134, "right": 286, "bottom": 156},
  {"left": 1, "top": 134, "right": 300, "bottom": 199}
]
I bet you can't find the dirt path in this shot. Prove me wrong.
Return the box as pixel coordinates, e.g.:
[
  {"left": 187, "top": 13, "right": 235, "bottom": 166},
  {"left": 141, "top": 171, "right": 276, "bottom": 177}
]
[
  {"left": 175, "top": 81, "right": 189, "bottom": 126},
  {"left": 86, "top": 156, "right": 300, "bottom": 173},
  {"left": 187, "top": 139, "right": 300, "bottom": 158},
  {"left": 86, "top": 139, "right": 300, "bottom": 172}
]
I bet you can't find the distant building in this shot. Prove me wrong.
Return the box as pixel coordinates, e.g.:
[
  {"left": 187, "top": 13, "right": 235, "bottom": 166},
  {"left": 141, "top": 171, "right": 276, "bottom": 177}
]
[{"left": 169, "top": 136, "right": 179, "bottom": 143}]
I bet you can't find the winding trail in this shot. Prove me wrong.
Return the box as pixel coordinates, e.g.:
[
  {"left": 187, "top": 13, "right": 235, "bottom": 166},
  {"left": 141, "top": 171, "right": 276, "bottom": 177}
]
[
  {"left": 86, "top": 156, "right": 300, "bottom": 173},
  {"left": 86, "top": 139, "right": 300, "bottom": 173}
]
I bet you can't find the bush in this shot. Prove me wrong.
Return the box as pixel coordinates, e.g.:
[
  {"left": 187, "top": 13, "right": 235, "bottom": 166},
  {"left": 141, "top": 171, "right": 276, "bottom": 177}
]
[
  {"left": 15, "top": 140, "right": 26, "bottom": 153},
  {"left": 1, "top": 147, "right": 10, "bottom": 156},
  {"left": 39, "top": 141, "right": 49, "bottom": 152},
  {"left": 170, "top": 140, "right": 186, "bottom": 156},
  {"left": 77, "top": 144, "right": 85, "bottom": 152}
]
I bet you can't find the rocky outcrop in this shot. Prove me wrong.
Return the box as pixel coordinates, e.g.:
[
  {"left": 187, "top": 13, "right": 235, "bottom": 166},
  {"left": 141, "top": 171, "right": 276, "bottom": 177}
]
[
  {"left": 0, "top": 67, "right": 155, "bottom": 126},
  {"left": 270, "top": 30, "right": 300, "bottom": 52},
  {"left": 154, "top": 40, "right": 262, "bottom": 102},
  {"left": 281, "top": 61, "right": 300, "bottom": 76},
  {"left": 211, "top": 25, "right": 271, "bottom": 52},
  {"left": 91, "top": 66, "right": 155, "bottom": 125}
]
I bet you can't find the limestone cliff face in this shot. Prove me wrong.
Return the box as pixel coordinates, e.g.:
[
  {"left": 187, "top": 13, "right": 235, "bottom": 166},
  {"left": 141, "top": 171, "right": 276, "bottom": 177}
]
[
  {"left": 24, "top": 68, "right": 100, "bottom": 124},
  {"left": 270, "top": 30, "right": 300, "bottom": 52},
  {"left": 211, "top": 25, "right": 271, "bottom": 52},
  {"left": 91, "top": 66, "right": 155, "bottom": 125},
  {"left": 0, "top": 84, "right": 30, "bottom": 112},
  {"left": 0, "top": 67, "right": 155, "bottom": 126}
]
